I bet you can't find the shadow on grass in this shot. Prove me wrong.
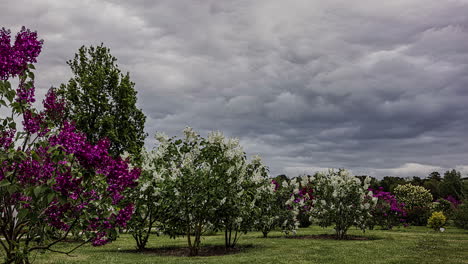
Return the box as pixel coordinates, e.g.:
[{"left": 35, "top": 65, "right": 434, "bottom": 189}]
[
  {"left": 264, "top": 234, "right": 381, "bottom": 240},
  {"left": 103, "top": 244, "right": 260, "bottom": 257}
]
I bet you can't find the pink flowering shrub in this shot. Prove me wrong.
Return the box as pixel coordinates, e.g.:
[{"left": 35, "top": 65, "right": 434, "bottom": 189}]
[
  {"left": 369, "top": 187, "right": 407, "bottom": 230},
  {"left": 0, "top": 27, "right": 139, "bottom": 264}
]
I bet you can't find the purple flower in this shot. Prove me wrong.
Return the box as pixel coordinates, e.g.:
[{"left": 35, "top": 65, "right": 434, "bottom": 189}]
[{"left": 0, "top": 27, "right": 43, "bottom": 80}]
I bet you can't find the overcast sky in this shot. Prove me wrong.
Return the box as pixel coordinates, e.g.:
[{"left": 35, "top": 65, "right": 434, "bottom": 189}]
[{"left": 2, "top": 0, "right": 468, "bottom": 178}]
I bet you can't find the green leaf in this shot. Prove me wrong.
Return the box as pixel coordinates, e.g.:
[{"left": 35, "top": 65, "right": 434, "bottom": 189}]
[
  {"left": 0, "top": 179, "right": 11, "bottom": 187},
  {"left": 6, "top": 184, "right": 18, "bottom": 194},
  {"left": 47, "top": 192, "right": 56, "bottom": 203},
  {"left": 34, "top": 185, "right": 47, "bottom": 198},
  {"left": 28, "top": 71, "right": 35, "bottom": 80},
  {"left": 17, "top": 209, "right": 29, "bottom": 220}
]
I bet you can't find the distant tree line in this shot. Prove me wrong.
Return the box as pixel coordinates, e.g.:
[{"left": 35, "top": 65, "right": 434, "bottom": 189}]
[{"left": 353, "top": 169, "right": 467, "bottom": 201}]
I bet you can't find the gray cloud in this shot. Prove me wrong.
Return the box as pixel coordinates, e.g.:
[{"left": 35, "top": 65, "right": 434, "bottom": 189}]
[{"left": 2, "top": 0, "right": 468, "bottom": 178}]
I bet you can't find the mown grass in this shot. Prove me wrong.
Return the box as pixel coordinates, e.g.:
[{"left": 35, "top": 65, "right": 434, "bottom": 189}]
[{"left": 4, "top": 226, "right": 468, "bottom": 264}]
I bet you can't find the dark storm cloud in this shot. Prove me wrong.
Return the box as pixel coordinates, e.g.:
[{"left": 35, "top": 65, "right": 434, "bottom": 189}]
[{"left": 2, "top": 0, "right": 468, "bottom": 178}]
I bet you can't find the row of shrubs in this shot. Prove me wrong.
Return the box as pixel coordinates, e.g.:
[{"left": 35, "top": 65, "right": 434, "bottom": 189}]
[{"left": 125, "top": 138, "right": 468, "bottom": 255}]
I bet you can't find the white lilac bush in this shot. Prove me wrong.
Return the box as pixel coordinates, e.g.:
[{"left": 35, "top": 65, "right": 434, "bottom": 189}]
[
  {"left": 255, "top": 176, "right": 314, "bottom": 237},
  {"left": 309, "top": 169, "right": 376, "bottom": 239},
  {"left": 130, "top": 128, "right": 270, "bottom": 255}
]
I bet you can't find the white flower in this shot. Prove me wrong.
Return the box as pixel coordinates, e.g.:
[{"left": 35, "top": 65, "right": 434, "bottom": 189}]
[
  {"left": 140, "top": 182, "right": 150, "bottom": 192},
  {"left": 220, "top": 197, "right": 226, "bottom": 205},
  {"left": 183, "top": 127, "right": 198, "bottom": 141},
  {"left": 155, "top": 131, "right": 169, "bottom": 143},
  {"left": 208, "top": 131, "right": 224, "bottom": 144}
]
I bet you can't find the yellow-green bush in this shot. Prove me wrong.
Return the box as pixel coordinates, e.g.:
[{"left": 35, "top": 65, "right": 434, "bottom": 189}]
[{"left": 427, "top": 211, "right": 446, "bottom": 231}]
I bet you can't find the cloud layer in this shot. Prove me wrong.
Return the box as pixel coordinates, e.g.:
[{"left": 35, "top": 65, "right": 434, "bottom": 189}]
[{"left": 2, "top": 0, "right": 468, "bottom": 178}]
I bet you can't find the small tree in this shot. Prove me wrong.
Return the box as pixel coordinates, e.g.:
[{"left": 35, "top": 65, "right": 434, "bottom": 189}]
[
  {"left": 58, "top": 44, "right": 146, "bottom": 161},
  {"left": 440, "top": 170, "right": 465, "bottom": 201},
  {"left": 309, "top": 169, "right": 376, "bottom": 239},
  {"left": 215, "top": 154, "right": 271, "bottom": 248},
  {"left": 253, "top": 178, "right": 279, "bottom": 238},
  {"left": 453, "top": 201, "right": 468, "bottom": 230},
  {"left": 394, "top": 184, "right": 433, "bottom": 225},
  {"left": 126, "top": 150, "right": 167, "bottom": 251},
  {"left": 0, "top": 27, "right": 139, "bottom": 264},
  {"left": 148, "top": 129, "right": 211, "bottom": 256}
]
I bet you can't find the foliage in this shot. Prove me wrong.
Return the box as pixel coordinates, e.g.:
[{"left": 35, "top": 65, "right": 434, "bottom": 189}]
[
  {"left": 137, "top": 128, "right": 270, "bottom": 255},
  {"left": 432, "top": 196, "right": 461, "bottom": 219},
  {"left": 379, "top": 176, "right": 406, "bottom": 193},
  {"left": 394, "top": 184, "right": 433, "bottom": 209},
  {"left": 309, "top": 169, "right": 376, "bottom": 239},
  {"left": 125, "top": 150, "right": 166, "bottom": 250},
  {"left": 423, "top": 179, "right": 441, "bottom": 200},
  {"left": 453, "top": 201, "right": 468, "bottom": 230},
  {"left": 432, "top": 199, "right": 452, "bottom": 215},
  {"left": 0, "top": 28, "right": 140, "bottom": 263},
  {"left": 440, "top": 170, "right": 465, "bottom": 201},
  {"left": 252, "top": 179, "right": 278, "bottom": 238},
  {"left": 394, "top": 184, "right": 433, "bottom": 226},
  {"left": 255, "top": 176, "right": 313, "bottom": 238},
  {"left": 58, "top": 44, "right": 146, "bottom": 161},
  {"left": 368, "top": 187, "right": 407, "bottom": 230},
  {"left": 427, "top": 212, "right": 446, "bottom": 231}
]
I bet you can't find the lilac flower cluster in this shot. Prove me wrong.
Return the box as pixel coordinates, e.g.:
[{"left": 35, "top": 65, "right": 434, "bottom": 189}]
[
  {"left": 43, "top": 88, "right": 66, "bottom": 122},
  {"left": 16, "top": 146, "right": 55, "bottom": 185},
  {"left": 49, "top": 122, "right": 140, "bottom": 203},
  {"left": 272, "top": 179, "right": 279, "bottom": 190},
  {"left": 16, "top": 78, "right": 36, "bottom": 104},
  {"left": 44, "top": 201, "right": 72, "bottom": 231},
  {"left": 369, "top": 187, "right": 407, "bottom": 229},
  {"left": 0, "top": 27, "right": 42, "bottom": 80},
  {"left": 0, "top": 128, "right": 15, "bottom": 149},
  {"left": 10, "top": 192, "right": 32, "bottom": 209},
  {"left": 86, "top": 204, "right": 134, "bottom": 246},
  {"left": 444, "top": 195, "right": 462, "bottom": 207},
  {"left": 114, "top": 203, "right": 134, "bottom": 227},
  {"left": 22, "top": 110, "right": 44, "bottom": 134},
  {"left": 294, "top": 186, "right": 314, "bottom": 210}
]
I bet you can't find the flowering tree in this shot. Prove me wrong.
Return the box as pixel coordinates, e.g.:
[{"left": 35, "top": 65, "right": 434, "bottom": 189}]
[
  {"left": 254, "top": 176, "right": 312, "bottom": 238},
  {"left": 394, "top": 184, "right": 433, "bottom": 225},
  {"left": 139, "top": 128, "right": 272, "bottom": 254},
  {"left": 209, "top": 140, "right": 273, "bottom": 249},
  {"left": 125, "top": 150, "right": 164, "bottom": 250},
  {"left": 138, "top": 128, "right": 221, "bottom": 256},
  {"left": 253, "top": 179, "right": 279, "bottom": 238},
  {"left": 368, "top": 187, "right": 407, "bottom": 230},
  {"left": 309, "top": 169, "right": 376, "bottom": 239},
  {"left": 0, "top": 27, "right": 139, "bottom": 264}
]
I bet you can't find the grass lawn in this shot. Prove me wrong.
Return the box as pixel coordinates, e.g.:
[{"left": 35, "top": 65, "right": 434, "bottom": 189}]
[{"left": 6, "top": 226, "right": 468, "bottom": 264}]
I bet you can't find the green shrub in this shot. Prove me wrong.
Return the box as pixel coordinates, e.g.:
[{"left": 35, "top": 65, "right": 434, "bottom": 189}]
[
  {"left": 427, "top": 211, "right": 446, "bottom": 231},
  {"left": 453, "top": 202, "right": 468, "bottom": 230}
]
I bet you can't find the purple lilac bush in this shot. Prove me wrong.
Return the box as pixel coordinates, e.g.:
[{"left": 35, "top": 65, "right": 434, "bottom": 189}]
[
  {"left": 0, "top": 27, "right": 139, "bottom": 264},
  {"left": 369, "top": 187, "right": 407, "bottom": 229}
]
